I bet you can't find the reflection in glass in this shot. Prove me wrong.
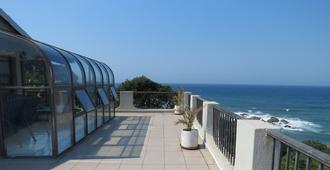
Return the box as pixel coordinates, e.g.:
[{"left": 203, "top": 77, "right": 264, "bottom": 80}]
[
  {"left": 111, "top": 87, "right": 119, "bottom": 101},
  {"left": 75, "top": 90, "right": 95, "bottom": 112},
  {"left": 0, "top": 33, "right": 47, "bottom": 86},
  {"left": 1, "top": 89, "right": 52, "bottom": 156},
  {"left": 34, "top": 42, "right": 70, "bottom": 85},
  {"left": 98, "top": 88, "right": 109, "bottom": 105},
  {"left": 54, "top": 89, "right": 73, "bottom": 154},
  {"left": 75, "top": 115, "right": 85, "bottom": 142},
  {"left": 57, "top": 49, "right": 84, "bottom": 85},
  {"left": 74, "top": 55, "right": 94, "bottom": 86},
  {"left": 87, "top": 59, "right": 102, "bottom": 85},
  {"left": 87, "top": 111, "right": 95, "bottom": 134},
  {"left": 97, "top": 105, "right": 103, "bottom": 127}
]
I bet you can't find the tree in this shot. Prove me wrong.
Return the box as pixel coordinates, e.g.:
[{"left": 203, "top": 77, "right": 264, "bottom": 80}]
[{"left": 117, "top": 76, "right": 176, "bottom": 108}]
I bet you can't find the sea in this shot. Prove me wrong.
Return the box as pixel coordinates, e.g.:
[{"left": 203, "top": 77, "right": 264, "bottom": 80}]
[{"left": 170, "top": 84, "right": 330, "bottom": 145}]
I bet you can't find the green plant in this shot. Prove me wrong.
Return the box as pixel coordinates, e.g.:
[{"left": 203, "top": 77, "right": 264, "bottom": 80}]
[
  {"left": 174, "top": 88, "right": 184, "bottom": 105},
  {"left": 175, "top": 107, "right": 202, "bottom": 131},
  {"left": 117, "top": 76, "right": 175, "bottom": 108},
  {"left": 280, "top": 140, "right": 330, "bottom": 170}
]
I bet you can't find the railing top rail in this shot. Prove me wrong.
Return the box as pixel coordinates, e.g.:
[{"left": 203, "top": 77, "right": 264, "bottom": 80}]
[
  {"left": 132, "top": 91, "right": 177, "bottom": 94},
  {"left": 195, "top": 96, "right": 206, "bottom": 102},
  {"left": 213, "top": 105, "right": 243, "bottom": 119},
  {"left": 266, "top": 129, "right": 330, "bottom": 167}
]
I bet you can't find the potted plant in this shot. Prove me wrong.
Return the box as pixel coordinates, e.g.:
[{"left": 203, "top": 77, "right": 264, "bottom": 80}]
[
  {"left": 175, "top": 107, "right": 202, "bottom": 149},
  {"left": 174, "top": 88, "right": 184, "bottom": 115}
]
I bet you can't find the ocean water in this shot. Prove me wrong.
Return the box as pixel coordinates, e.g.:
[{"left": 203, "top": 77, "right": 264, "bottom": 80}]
[{"left": 170, "top": 84, "right": 330, "bottom": 145}]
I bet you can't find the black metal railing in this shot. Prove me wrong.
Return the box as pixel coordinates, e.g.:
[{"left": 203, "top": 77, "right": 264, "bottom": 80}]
[
  {"left": 196, "top": 97, "right": 203, "bottom": 126},
  {"left": 133, "top": 91, "right": 177, "bottom": 109},
  {"left": 267, "top": 130, "right": 330, "bottom": 170},
  {"left": 213, "top": 107, "right": 242, "bottom": 165}
]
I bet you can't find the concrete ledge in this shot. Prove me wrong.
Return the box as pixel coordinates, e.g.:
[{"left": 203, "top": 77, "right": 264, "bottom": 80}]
[{"left": 116, "top": 109, "right": 174, "bottom": 113}]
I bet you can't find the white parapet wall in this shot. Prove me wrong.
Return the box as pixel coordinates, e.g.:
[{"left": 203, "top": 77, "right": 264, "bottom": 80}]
[
  {"left": 191, "top": 95, "right": 205, "bottom": 140},
  {"left": 234, "top": 120, "right": 280, "bottom": 170},
  {"left": 183, "top": 91, "right": 192, "bottom": 108},
  {"left": 116, "top": 91, "right": 174, "bottom": 113},
  {"left": 117, "top": 91, "right": 137, "bottom": 110}
]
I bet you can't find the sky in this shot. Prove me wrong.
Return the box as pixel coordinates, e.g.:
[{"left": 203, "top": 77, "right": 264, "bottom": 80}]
[{"left": 1, "top": 1, "right": 330, "bottom": 86}]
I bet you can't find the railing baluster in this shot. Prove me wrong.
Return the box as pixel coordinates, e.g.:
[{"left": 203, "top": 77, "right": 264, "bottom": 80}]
[
  {"left": 294, "top": 151, "right": 300, "bottom": 170},
  {"left": 272, "top": 140, "right": 282, "bottom": 170},
  {"left": 306, "top": 157, "right": 311, "bottom": 170},
  {"left": 318, "top": 163, "right": 324, "bottom": 170},
  {"left": 286, "top": 147, "right": 291, "bottom": 170}
]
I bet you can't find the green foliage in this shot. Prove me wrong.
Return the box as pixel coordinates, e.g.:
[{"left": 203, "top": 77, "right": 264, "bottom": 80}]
[
  {"left": 280, "top": 140, "right": 330, "bottom": 170},
  {"left": 303, "top": 140, "right": 330, "bottom": 154},
  {"left": 174, "top": 88, "right": 184, "bottom": 105},
  {"left": 117, "top": 76, "right": 176, "bottom": 109},
  {"left": 176, "top": 107, "right": 202, "bottom": 130},
  {"left": 118, "top": 75, "right": 173, "bottom": 92}
]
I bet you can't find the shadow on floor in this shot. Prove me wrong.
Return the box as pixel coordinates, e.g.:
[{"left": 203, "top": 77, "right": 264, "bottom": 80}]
[{"left": 0, "top": 116, "right": 151, "bottom": 170}]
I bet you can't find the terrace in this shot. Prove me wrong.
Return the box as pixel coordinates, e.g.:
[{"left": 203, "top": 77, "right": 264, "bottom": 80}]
[{"left": 0, "top": 90, "right": 330, "bottom": 170}]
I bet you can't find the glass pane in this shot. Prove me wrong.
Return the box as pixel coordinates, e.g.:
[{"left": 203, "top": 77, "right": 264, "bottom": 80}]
[
  {"left": 75, "top": 90, "right": 95, "bottom": 112},
  {"left": 96, "top": 106, "right": 103, "bottom": 127},
  {"left": 105, "top": 66, "right": 114, "bottom": 85},
  {"left": 54, "top": 89, "right": 73, "bottom": 154},
  {"left": 111, "top": 87, "right": 119, "bottom": 101},
  {"left": 87, "top": 59, "right": 102, "bottom": 85},
  {"left": 87, "top": 111, "right": 95, "bottom": 134},
  {"left": 57, "top": 50, "right": 84, "bottom": 86},
  {"left": 104, "top": 105, "right": 110, "bottom": 122},
  {"left": 98, "top": 88, "right": 109, "bottom": 105},
  {"left": 34, "top": 42, "right": 70, "bottom": 85},
  {"left": 75, "top": 55, "right": 94, "bottom": 86},
  {"left": 0, "top": 58, "right": 12, "bottom": 86},
  {"left": 97, "top": 62, "right": 109, "bottom": 85},
  {"left": 75, "top": 114, "right": 85, "bottom": 142},
  {"left": 0, "top": 33, "right": 47, "bottom": 86},
  {"left": 1, "top": 89, "right": 52, "bottom": 156},
  {"left": 86, "top": 86, "right": 95, "bottom": 101}
]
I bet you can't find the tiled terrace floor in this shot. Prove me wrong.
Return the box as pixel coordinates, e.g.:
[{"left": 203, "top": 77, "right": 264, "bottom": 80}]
[{"left": 0, "top": 112, "right": 219, "bottom": 170}]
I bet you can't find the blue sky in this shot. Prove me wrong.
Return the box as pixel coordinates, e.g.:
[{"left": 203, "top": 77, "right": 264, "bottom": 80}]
[{"left": 2, "top": 1, "right": 330, "bottom": 86}]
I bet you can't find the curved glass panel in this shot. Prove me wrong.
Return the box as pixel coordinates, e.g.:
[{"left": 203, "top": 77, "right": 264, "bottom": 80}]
[
  {"left": 57, "top": 49, "right": 84, "bottom": 86},
  {"left": 105, "top": 65, "right": 114, "bottom": 86},
  {"left": 86, "top": 59, "right": 102, "bottom": 85},
  {"left": 97, "top": 62, "right": 109, "bottom": 85},
  {"left": 74, "top": 55, "right": 95, "bottom": 86},
  {"left": 0, "top": 33, "right": 48, "bottom": 86},
  {"left": 34, "top": 42, "right": 70, "bottom": 85}
]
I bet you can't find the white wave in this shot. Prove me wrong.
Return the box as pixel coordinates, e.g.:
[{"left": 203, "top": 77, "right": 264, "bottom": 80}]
[{"left": 235, "top": 111, "right": 322, "bottom": 133}]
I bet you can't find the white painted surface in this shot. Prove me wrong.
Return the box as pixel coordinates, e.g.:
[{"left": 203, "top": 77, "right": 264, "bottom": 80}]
[
  {"left": 234, "top": 120, "right": 280, "bottom": 170},
  {"left": 181, "top": 129, "right": 199, "bottom": 148},
  {"left": 117, "top": 91, "right": 137, "bottom": 110}
]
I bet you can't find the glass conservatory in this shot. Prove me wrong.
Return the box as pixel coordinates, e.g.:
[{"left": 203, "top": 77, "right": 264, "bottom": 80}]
[{"left": 0, "top": 31, "right": 117, "bottom": 157}]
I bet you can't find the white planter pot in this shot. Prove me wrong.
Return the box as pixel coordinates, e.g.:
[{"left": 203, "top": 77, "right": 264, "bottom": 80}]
[
  {"left": 180, "top": 129, "right": 199, "bottom": 149},
  {"left": 174, "top": 105, "right": 183, "bottom": 114}
]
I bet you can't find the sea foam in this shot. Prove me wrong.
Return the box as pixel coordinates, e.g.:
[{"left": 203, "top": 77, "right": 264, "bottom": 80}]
[{"left": 235, "top": 111, "right": 322, "bottom": 133}]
